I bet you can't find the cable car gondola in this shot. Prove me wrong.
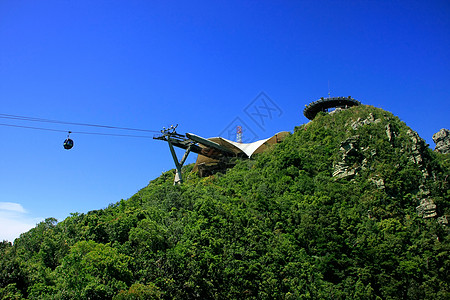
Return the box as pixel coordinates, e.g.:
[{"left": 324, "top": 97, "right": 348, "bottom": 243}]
[{"left": 63, "top": 131, "right": 74, "bottom": 150}]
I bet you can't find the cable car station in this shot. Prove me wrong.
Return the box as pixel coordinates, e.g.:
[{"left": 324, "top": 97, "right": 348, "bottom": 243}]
[{"left": 154, "top": 125, "right": 289, "bottom": 184}]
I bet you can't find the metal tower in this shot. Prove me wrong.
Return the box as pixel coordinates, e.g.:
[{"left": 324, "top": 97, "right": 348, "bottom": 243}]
[{"left": 236, "top": 125, "right": 242, "bottom": 143}]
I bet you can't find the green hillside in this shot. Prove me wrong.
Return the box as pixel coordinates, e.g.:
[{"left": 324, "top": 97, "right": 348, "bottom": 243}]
[{"left": 1, "top": 105, "right": 449, "bottom": 299}]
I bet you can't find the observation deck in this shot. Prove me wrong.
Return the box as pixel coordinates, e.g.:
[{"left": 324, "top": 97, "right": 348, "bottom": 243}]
[{"left": 303, "top": 96, "right": 361, "bottom": 120}]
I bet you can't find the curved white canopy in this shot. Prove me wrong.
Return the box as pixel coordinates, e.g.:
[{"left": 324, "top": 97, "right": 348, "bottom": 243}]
[{"left": 193, "top": 131, "right": 290, "bottom": 170}]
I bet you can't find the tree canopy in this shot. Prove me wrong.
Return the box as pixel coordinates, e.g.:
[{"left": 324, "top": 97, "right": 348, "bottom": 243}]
[{"left": 1, "top": 105, "right": 449, "bottom": 299}]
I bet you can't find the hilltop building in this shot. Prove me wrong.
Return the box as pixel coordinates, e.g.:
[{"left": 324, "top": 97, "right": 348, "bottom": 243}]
[
  {"left": 154, "top": 126, "right": 289, "bottom": 184},
  {"left": 304, "top": 96, "right": 361, "bottom": 120}
]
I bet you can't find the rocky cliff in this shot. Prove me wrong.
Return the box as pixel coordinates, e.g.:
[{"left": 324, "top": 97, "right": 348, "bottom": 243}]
[{"left": 433, "top": 128, "right": 450, "bottom": 154}]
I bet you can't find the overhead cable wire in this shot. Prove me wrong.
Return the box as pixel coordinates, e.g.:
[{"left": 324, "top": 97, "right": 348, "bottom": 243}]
[
  {"left": 0, "top": 113, "right": 160, "bottom": 133},
  {"left": 0, "top": 123, "right": 154, "bottom": 139},
  {"left": 0, "top": 123, "right": 69, "bottom": 133}
]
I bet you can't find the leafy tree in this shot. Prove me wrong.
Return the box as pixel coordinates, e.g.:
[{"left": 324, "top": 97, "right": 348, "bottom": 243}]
[{"left": 54, "top": 241, "right": 132, "bottom": 299}]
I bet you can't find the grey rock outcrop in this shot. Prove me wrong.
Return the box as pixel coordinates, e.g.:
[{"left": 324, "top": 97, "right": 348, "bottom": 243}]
[
  {"left": 406, "top": 129, "right": 426, "bottom": 165},
  {"left": 350, "top": 113, "right": 381, "bottom": 130},
  {"left": 368, "top": 176, "right": 385, "bottom": 189},
  {"left": 405, "top": 129, "right": 431, "bottom": 182},
  {"left": 385, "top": 123, "right": 396, "bottom": 143},
  {"left": 437, "top": 215, "right": 448, "bottom": 226},
  {"left": 416, "top": 198, "right": 437, "bottom": 219},
  {"left": 333, "top": 136, "right": 364, "bottom": 179},
  {"left": 433, "top": 128, "right": 450, "bottom": 154}
]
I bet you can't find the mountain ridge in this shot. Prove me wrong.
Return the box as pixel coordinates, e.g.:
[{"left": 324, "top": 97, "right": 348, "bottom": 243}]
[{"left": 1, "top": 105, "right": 449, "bottom": 299}]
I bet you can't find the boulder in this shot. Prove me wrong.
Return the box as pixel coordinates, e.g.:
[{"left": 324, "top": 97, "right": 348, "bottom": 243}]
[
  {"left": 416, "top": 198, "right": 437, "bottom": 219},
  {"left": 333, "top": 136, "right": 363, "bottom": 179},
  {"left": 432, "top": 128, "right": 450, "bottom": 154},
  {"left": 350, "top": 113, "right": 381, "bottom": 130}
]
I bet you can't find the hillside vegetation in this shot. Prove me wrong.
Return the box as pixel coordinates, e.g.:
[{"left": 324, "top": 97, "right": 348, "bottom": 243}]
[{"left": 1, "top": 105, "right": 449, "bottom": 299}]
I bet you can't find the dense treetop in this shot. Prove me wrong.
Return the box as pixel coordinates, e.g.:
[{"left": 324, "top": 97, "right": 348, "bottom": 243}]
[{"left": 1, "top": 105, "right": 449, "bottom": 299}]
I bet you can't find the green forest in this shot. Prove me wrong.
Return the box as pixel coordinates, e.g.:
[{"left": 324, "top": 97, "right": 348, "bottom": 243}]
[{"left": 1, "top": 105, "right": 449, "bottom": 299}]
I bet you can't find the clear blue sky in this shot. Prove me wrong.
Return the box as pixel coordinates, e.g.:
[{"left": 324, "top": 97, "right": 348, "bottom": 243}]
[{"left": 1, "top": 0, "right": 449, "bottom": 241}]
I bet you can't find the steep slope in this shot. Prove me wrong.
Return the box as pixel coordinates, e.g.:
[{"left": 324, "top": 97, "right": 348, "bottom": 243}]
[{"left": 1, "top": 105, "right": 449, "bottom": 299}]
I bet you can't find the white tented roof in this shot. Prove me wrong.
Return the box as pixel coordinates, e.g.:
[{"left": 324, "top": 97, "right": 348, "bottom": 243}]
[
  {"left": 208, "top": 136, "right": 273, "bottom": 158},
  {"left": 193, "top": 131, "right": 290, "bottom": 171}
]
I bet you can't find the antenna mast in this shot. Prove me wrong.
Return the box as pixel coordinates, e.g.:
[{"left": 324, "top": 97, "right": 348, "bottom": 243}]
[
  {"left": 236, "top": 126, "right": 242, "bottom": 143},
  {"left": 328, "top": 80, "right": 331, "bottom": 98}
]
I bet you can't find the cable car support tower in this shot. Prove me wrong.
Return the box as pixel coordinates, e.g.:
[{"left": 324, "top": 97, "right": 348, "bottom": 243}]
[{"left": 153, "top": 125, "right": 237, "bottom": 184}]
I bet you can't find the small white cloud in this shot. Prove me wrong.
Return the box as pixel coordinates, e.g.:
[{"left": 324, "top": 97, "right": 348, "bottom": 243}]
[
  {"left": 0, "top": 202, "right": 27, "bottom": 213},
  {"left": 0, "top": 202, "right": 42, "bottom": 242},
  {"left": 0, "top": 217, "right": 37, "bottom": 242}
]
